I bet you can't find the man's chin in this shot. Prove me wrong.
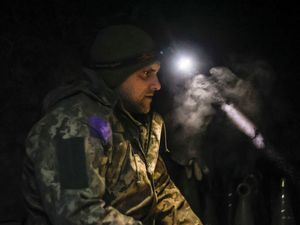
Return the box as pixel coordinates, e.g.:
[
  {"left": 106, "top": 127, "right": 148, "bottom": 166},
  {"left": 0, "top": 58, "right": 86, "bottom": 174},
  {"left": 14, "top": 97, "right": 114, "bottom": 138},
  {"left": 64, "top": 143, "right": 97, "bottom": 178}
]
[
  {"left": 137, "top": 106, "right": 151, "bottom": 114},
  {"left": 137, "top": 103, "right": 151, "bottom": 114},
  {"left": 123, "top": 100, "right": 151, "bottom": 114}
]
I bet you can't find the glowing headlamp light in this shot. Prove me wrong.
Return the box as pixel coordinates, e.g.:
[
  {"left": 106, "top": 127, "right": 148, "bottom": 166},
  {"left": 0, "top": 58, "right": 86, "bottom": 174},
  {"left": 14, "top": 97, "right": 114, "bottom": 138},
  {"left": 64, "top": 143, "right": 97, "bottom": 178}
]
[
  {"left": 159, "top": 43, "right": 207, "bottom": 78},
  {"left": 177, "top": 56, "right": 194, "bottom": 72}
]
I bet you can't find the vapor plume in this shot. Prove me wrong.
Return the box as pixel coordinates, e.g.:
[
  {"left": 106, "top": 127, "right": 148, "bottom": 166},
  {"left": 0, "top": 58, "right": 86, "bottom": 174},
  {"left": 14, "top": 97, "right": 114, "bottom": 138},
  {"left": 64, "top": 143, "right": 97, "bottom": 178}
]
[
  {"left": 169, "top": 67, "right": 262, "bottom": 140},
  {"left": 166, "top": 61, "right": 297, "bottom": 183},
  {"left": 166, "top": 66, "right": 265, "bottom": 165}
]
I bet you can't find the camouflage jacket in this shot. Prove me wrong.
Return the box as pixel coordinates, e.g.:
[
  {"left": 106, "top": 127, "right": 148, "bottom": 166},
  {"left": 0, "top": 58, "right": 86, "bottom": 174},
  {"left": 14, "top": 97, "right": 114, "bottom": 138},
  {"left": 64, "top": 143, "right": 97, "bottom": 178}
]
[{"left": 22, "top": 70, "right": 202, "bottom": 225}]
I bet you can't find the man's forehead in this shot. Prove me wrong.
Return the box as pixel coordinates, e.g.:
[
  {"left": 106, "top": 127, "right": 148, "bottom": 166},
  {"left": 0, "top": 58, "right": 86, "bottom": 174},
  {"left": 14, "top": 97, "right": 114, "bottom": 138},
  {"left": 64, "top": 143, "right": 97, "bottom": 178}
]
[{"left": 143, "top": 63, "right": 160, "bottom": 71}]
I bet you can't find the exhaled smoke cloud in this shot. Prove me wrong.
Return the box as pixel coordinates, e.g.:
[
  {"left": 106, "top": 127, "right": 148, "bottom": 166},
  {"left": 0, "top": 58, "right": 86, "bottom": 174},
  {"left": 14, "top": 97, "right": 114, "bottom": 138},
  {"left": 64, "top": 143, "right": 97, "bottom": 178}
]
[
  {"left": 166, "top": 58, "right": 296, "bottom": 182},
  {"left": 170, "top": 66, "right": 263, "bottom": 140},
  {"left": 171, "top": 74, "right": 220, "bottom": 138},
  {"left": 167, "top": 73, "right": 222, "bottom": 163},
  {"left": 167, "top": 65, "right": 268, "bottom": 164}
]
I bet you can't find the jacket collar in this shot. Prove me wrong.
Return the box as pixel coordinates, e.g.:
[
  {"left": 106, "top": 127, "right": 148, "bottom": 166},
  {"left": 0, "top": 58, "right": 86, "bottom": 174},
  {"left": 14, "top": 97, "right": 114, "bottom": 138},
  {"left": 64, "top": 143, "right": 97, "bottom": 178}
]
[{"left": 82, "top": 67, "right": 119, "bottom": 108}]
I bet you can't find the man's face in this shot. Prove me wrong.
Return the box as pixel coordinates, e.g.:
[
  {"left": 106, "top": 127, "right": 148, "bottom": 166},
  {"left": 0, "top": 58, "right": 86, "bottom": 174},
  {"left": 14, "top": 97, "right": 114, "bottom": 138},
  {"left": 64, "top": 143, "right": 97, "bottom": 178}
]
[{"left": 117, "top": 63, "right": 161, "bottom": 114}]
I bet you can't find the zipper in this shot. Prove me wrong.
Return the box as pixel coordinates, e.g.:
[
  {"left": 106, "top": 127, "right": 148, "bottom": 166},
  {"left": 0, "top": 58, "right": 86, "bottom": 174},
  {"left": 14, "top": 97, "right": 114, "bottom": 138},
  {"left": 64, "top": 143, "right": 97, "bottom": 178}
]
[
  {"left": 118, "top": 104, "right": 158, "bottom": 220},
  {"left": 137, "top": 113, "right": 158, "bottom": 222}
]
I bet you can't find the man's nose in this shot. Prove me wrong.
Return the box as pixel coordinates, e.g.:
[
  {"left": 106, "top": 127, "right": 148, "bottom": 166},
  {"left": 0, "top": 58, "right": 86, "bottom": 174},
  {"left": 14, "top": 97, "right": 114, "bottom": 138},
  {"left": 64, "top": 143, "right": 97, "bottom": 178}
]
[{"left": 150, "top": 74, "right": 161, "bottom": 91}]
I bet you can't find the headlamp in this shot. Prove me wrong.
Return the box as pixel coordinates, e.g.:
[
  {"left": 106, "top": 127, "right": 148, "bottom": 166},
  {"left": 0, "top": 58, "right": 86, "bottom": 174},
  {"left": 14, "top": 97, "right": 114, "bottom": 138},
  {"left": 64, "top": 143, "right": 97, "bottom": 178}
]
[
  {"left": 177, "top": 56, "right": 195, "bottom": 73},
  {"left": 159, "top": 44, "right": 204, "bottom": 77}
]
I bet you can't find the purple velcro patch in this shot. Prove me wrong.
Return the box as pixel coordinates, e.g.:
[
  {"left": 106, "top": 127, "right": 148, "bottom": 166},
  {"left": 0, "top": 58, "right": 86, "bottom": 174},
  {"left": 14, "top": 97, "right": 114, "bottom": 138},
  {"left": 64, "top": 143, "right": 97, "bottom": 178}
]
[{"left": 88, "top": 115, "right": 112, "bottom": 144}]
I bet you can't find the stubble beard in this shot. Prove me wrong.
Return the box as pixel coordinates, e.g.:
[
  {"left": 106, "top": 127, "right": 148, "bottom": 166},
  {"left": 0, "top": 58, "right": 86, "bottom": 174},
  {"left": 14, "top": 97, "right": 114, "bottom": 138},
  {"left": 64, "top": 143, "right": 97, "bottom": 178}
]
[
  {"left": 122, "top": 95, "right": 152, "bottom": 114},
  {"left": 139, "top": 97, "right": 152, "bottom": 113}
]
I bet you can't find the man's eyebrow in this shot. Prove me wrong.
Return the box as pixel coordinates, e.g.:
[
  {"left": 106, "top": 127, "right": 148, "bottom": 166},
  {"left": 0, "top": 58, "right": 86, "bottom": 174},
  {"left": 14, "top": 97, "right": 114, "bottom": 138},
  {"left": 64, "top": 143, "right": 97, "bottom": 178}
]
[{"left": 143, "top": 68, "right": 158, "bottom": 72}]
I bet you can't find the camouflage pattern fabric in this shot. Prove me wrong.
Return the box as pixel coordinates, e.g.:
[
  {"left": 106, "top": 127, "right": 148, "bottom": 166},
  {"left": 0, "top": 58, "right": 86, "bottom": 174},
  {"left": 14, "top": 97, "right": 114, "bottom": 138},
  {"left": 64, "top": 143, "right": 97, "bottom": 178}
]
[{"left": 22, "top": 78, "right": 202, "bottom": 225}]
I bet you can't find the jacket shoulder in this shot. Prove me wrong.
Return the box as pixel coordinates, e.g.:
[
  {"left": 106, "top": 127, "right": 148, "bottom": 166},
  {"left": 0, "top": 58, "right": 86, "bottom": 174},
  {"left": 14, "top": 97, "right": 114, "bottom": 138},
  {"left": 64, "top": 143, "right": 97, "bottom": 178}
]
[{"left": 26, "top": 93, "right": 111, "bottom": 159}]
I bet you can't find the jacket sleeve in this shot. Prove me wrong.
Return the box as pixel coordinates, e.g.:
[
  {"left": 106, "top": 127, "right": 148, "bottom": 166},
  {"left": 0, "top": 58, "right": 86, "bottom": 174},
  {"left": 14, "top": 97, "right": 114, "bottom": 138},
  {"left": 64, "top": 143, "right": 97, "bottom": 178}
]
[
  {"left": 152, "top": 156, "right": 203, "bottom": 225},
  {"left": 23, "top": 114, "right": 142, "bottom": 225}
]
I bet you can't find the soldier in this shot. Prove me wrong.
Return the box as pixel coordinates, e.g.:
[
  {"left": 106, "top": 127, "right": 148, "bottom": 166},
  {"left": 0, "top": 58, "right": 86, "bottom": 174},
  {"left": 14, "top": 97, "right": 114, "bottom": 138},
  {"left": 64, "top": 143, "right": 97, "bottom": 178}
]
[{"left": 22, "top": 24, "right": 202, "bottom": 225}]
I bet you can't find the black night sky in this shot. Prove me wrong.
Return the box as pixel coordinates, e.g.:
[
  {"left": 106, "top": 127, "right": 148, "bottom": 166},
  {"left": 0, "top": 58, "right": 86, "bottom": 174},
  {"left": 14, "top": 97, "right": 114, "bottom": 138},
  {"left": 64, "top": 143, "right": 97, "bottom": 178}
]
[{"left": 1, "top": 0, "right": 299, "bottom": 224}]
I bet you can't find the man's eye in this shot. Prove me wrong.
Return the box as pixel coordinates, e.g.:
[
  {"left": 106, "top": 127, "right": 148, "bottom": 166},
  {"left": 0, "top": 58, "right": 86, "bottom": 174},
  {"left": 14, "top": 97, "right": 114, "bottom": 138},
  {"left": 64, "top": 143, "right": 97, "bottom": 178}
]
[{"left": 141, "top": 71, "right": 151, "bottom": 79}]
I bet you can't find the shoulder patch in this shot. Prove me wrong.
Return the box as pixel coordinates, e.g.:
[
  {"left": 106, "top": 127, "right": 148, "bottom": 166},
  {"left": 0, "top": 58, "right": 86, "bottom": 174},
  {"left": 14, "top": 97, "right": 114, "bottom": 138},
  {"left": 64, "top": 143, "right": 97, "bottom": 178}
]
[
  {"left": 56, "top": 137, "right": 88, "bottom": 189},
  {"left": 88, "top": 115, "right": 112, "bottom": 145}
]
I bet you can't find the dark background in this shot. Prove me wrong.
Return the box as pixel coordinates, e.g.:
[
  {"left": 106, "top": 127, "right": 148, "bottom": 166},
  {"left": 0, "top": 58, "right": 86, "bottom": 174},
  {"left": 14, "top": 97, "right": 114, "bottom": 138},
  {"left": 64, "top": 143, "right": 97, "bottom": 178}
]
[{"left": 1, "top": 0, "right": 299, "bottom": 224}]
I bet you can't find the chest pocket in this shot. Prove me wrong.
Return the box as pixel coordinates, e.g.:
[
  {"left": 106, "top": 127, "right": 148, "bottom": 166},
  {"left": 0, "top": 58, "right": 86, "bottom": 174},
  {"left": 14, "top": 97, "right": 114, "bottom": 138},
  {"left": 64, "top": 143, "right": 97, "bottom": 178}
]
[{"left": 106, "top": 133, "right": 150, "bottom": 195}]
